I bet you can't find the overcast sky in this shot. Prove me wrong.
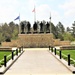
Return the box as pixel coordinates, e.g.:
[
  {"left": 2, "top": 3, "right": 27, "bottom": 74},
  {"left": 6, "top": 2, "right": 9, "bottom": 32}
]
[{"left": 0, "top": 0, "right": 75, "bottom": 28}]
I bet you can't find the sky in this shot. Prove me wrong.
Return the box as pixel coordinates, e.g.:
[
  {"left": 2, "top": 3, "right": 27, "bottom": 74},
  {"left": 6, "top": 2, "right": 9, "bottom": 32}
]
[{"left": 0, "top": 0, "right": 75, "bottom": 28}]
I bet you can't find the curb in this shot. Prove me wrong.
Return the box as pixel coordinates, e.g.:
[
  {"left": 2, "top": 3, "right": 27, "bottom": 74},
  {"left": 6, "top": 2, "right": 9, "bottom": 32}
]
[
  {"left": 48, "top": 50, "right": 75, "bottom": 74},
  {"left": 0, "top": 51, "right": 24, "bottom": 74}
]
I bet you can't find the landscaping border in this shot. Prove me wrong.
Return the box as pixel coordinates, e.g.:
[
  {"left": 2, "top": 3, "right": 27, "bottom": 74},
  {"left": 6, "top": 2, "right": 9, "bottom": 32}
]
[
  {"left": 0, "top": 50, "right": 24, "bottom": 74},
  {"left": 48, "top": 50, "right": 75, "bottom": 74}
]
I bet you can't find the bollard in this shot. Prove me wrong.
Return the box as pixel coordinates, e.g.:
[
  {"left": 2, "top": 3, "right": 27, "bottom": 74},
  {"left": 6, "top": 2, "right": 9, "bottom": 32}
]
[
  {"left": 49, "top": 46, "right": 50, "bottom": 50},
  {"left": 22, "top": 46, "right": 23, "bottom": 51},
  {"left": 59, "top": 50, "right": 62, "bottom": 59},
  {"left": 4, "top": 55, "right": 7, "bottom": 67},
  {"left": 20, "top": 47, "right": 21, "bottom": 52},
  {"left": 54, "top": 48, "right": 56, "bottom": 55},
  {"left": 16, "top": 49, "right": 18, "bottom": 56},
  {"left": 51, "top": 47, "right": 53, "bottom": 52},
  {"left": 12, "top": 51, "right": 14, "bottom": 60},
  {"left": 19, "top": 47, "right": 21, "bottom": 53},
  {"left": 68, "top": 54, "right": 70, "bottom": 66}
]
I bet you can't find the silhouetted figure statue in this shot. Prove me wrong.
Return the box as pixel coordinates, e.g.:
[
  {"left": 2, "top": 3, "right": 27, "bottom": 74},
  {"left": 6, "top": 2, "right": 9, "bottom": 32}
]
[
  {"left": 46, "top": 22, "right": 50, "bottom": 33},
  {"left": 21, "top": 22, "right": 25, "bottom": 34},
  {"left": 27, "top": 22, "right": 31, "bottom": 34},
  {"left": 33, "top": 22, "right": 38, "bottom": 33},
  {"left": 40, "top": 21, "right": 44, "bottom": 33}
]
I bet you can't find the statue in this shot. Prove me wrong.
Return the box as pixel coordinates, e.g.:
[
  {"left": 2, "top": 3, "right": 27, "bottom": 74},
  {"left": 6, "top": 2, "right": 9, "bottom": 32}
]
[
  {"left": 33, "top": 22, "right": 38, "bottom": 33},
  {"left": 27, "top": 22, "right": 31, "bottom": 34},
  {"left": 21, "top": 22, "right": 25, "bottom": 34},
  {"left": 46, "top": 22, "right": 50, "bottom": 33},
  {"left": 40, "top": 21, "right": 44, "bottom": 33}
]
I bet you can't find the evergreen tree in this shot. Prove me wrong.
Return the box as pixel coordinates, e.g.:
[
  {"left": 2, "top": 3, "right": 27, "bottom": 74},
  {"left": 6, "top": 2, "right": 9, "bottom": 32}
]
[
  {"left": 72, "top": 21, "right": 75, "bottom": 37},
  {"left": 56, "top": 22, "right": 65, "bottom": 40},
  {"left": 66, "top": 27, "right": 71, "bottom": 32}
]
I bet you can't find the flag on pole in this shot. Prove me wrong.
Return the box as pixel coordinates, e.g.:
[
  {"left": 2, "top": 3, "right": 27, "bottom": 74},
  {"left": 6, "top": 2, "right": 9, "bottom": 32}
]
[
  {"left": 14, "top": 14, "right": 20, "bottom": 34},
  {"left": 14, "top": 16, "right": 20, "bottom": 21},
  {"left": 32, "top": 6, "right": 36, "bottom": 22},
  {"left": 32, "top": 7, "right": 35, "bottom": 12}
]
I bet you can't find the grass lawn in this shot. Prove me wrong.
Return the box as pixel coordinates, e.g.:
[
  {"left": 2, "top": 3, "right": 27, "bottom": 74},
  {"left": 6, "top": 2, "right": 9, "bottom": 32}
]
[
  {"left": 56, "top": 50, "right": 75, "bottom": 60},
  {"left": 62, "top": 50, "right": 75, "bottom": 60},
  {"left": 55, "top": 49, "right": 75, "bottom": 66},
  {"left": 0, "top": 51, "right": 11, "bottom": 60},
  {"left": 0, "top": 50, "right": 18, "bottom": 67}
]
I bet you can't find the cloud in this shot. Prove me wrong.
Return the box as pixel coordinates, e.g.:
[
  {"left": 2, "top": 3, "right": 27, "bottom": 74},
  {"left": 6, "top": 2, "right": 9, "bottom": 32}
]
[
  {"left": 36, "top": 4, "right": 61, "bottom": 26},
  {"left": 36, "top": 4, "right": 50, "bottom": 21},
  {"left": 0, "top": 0, "right": 21, "bottom": 23},
  {"left": 0, "top": 0, "right": 61, "bottom": 25},
  {"left": 60, "top": 0, "right": 75, "bottom": 9},
  {"left": 0, "top": 0, "right": 73, "bottom": 28},
  {"left": 58, "top": 0, "right": 75, "bottom": 27},
  {"left": 60, "top": 0, "right": 75, "bottom": 17}
]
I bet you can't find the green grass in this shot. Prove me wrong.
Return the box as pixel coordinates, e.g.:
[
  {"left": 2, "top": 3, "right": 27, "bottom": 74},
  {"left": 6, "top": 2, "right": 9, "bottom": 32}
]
[
  {"left": 55, "top": 49, "right": 75, "bottom": 66},
  {"left": 0, "top": 50, "right": 20, "bottom": 67},
  {"left": 0, "top": 51, "right": 11, "bottom": 67},
  {"left": 55, "top": 50, "right": 75, "bottom": 60},
  {"left": 62, "top": 50, "right": 75, "bottom": 60},
  {"left": 0, "top": 51, "right": 11, "bottom": 60}
]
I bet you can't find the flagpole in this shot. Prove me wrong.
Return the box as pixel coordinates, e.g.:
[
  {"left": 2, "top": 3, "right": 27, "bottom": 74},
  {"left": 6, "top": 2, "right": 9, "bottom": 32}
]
[
  {"left": 19, "top": 13, "right": 20, "bottom": 34},
  {"left": 34, "top": 6, "right": 36, "bottom": 22},
  {"left": 33, "top": 5, "right": 36, "bottom": 23},
  {"left": 50, "top": 12, "right": 51, "bottom": 33}
]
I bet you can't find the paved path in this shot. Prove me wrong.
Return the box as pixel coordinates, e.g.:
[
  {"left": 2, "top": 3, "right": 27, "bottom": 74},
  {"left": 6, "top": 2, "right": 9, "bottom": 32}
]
[{"left": 5, "top": 48, "right": 72, "bottom": 75}]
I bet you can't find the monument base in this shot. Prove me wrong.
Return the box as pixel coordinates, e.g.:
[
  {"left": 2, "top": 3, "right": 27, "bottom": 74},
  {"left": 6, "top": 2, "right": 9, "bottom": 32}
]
[
  {"left": 18, "top": 33, "right": 54, "bottom": 48},
  {"left": 2, "top": 33, "right": 70, "bottom": 48}
]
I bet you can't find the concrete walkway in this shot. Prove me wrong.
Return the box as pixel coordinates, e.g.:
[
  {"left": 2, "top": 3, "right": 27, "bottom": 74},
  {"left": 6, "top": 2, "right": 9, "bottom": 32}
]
[{"left": 4, "top": 48, "right": 72, "bottom": 75}]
